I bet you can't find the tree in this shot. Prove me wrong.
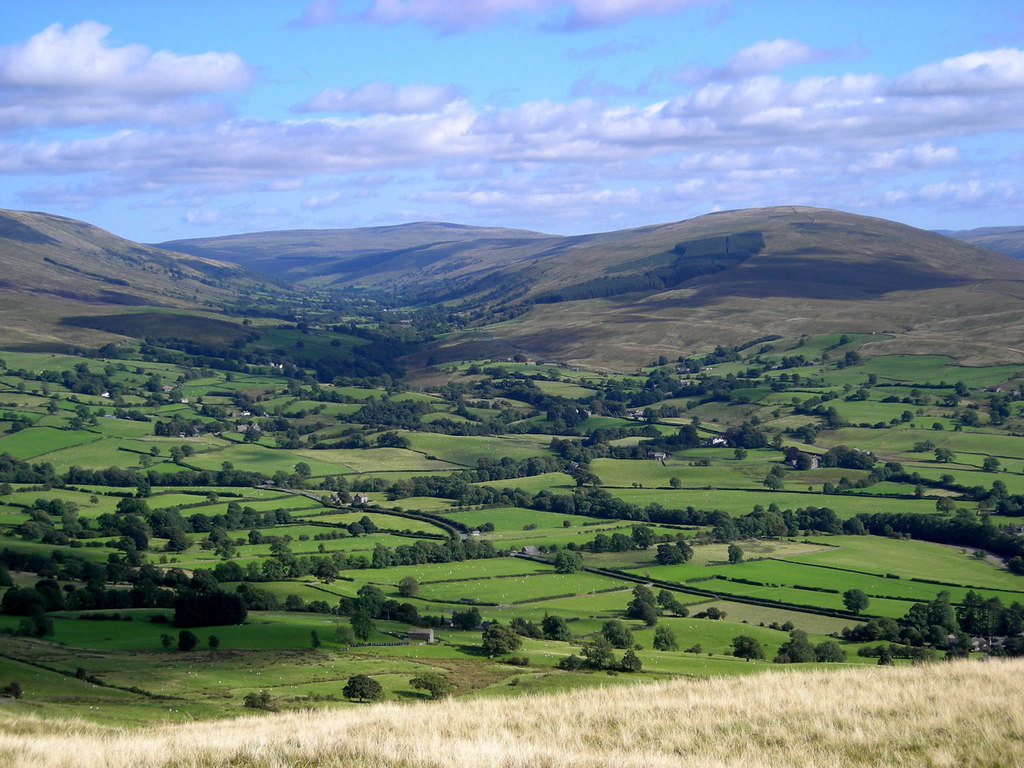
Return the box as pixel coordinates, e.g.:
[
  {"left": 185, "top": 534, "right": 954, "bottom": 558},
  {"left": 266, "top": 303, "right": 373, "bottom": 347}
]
[
  {"left": 0, "top": 681, "right": 23, "bottom": 699},
  {"left": 173, "top": 589, "right": 247, "bottom": 628},
  {"left": 482, "top": 622, "right": 523, "bottom": 657},
  {"left": 409, "top": 673, "right": 454, "bottom": 699},
  {"left": 542, "top": 614, "right": 571, "bottom": 642},
  {"left": 451, "top": 606, "right": 481, "bottom": 630},
  {"left": 813, "top": 641, "right": 847, "bottom": 663},
  {"left": 581, "top": 636, "right": 616, "bottom": 669},
  {"left": 344, "top": 674, "right": 384, "bottom": 703},
  {"left": 554, "top": 550, "right": 583, "bottom": 574},
  {"left": 934, "top": 448, "right": 956, "bottom": 463},
  {"left": 727, "top": 544, "right": 744, "bottom": 564},
  {"left": 177, "top": 630, "right": 198, "bottom": 651},
  {"left": 763, "top": 474, "right": 782, "bottom": 491},
  {"left": 310, "top": 630, "right": 321, "bottom": 649},
  {"left": 626, "top": 585, "right": 660, "bottom": 626},
  {"left": 601, "top": 619, "right": 634, "bottom": 649},
  {"left": 653, "top": 624, "right": 678, "bottom": 651},
  {"left": 669, "top": 476, "right": 682, "bottom": 489},
  {"left": 619, "top": 649, "right": 642, "bottom": 672},
  {"left": 160, "top": 633, "right": 174, "bottom": 649},
  {"left": 351, "top": 612, "right": 375, "bottom": 642},
  {"left": 983, "top": 456, "right": 1001, "bottom": 472},
  {"left": 398, "top": 576, "right": 419, "bottom": 597},
  {"left": 207, "top": 635, "right": 220, "bottom": 651},
  {"left": 774, "top": 630, "right": 816, "bottom": 663},
  {"left": 655, "top": 542, "right": 685, "bottom": 565},
  {"left": 730, "top": 635, "right": 764, "bottom": 660},
  {"left": 842, "top": 589, "right": 870, "bottom": 615},
  {"left": 631, "top": 525, "right": 655, "bottom": 550}
]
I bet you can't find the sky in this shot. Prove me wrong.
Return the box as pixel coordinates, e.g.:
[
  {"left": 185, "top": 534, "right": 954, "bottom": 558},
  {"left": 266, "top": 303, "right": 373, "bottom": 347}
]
[{"left": 1, "top": 0, "right": 1022, "bottom": 242}]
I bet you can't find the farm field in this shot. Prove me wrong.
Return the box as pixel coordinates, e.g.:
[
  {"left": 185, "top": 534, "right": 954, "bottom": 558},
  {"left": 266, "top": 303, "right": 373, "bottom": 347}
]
[{"left": 2, "top": 331, "right": 1024, "bottom": 725}]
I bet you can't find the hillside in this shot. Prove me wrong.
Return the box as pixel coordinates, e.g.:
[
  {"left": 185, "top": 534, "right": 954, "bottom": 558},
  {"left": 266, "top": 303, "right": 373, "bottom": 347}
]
[
  {"left": 160, "top": 206, "right": 1024, "bottom": 369},
  {"left": 157, "top": 222, "right": 554, "bottom": 286},
  {"left": 946, "top": 226, "right": 1024, "bottom": 260},
  {"left": 417, "top": 207, "right": 1024, "bottom": 370},
  {"left": 2, "top": 661, "right": 1021, "bottom": 767},
  {"left": 0, "top": 209, "right": 263, "bottom": 349}
]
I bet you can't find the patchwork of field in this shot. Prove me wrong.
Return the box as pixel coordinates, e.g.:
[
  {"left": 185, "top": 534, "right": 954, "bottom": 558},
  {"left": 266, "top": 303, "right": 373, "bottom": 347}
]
[{"left": 2, "top": 337, "right": 1024, "bottom": 725}]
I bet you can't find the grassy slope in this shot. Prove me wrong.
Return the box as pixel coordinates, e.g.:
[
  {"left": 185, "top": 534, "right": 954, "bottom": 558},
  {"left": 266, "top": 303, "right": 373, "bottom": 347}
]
[
  {"left": 1, "top": 660, "right": 1020, "bottom": 768},
  {"left": 0, "top": 208, "right": 259, "bottom": 349},
  {"left": 414, "top": 207, "right": 1024, "bottom": 370}
]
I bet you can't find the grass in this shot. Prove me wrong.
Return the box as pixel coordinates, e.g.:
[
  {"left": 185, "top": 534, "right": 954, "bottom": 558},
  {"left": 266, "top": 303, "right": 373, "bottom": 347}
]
[
  {"left": 1, "top": 661, "right": 1021, "bottom": 767},
  {"left": 787, "top": 535, "right": 1024, "bottom": 591},
  {"left": 0, "top": 427, "right": 99, "bottom": 460},
  {"left": 415, "top": 571, "right": 627, "bottom": 604}
]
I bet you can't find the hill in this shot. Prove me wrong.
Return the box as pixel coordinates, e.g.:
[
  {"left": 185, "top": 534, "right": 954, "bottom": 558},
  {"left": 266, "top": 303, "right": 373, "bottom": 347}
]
[
  {"left": 0, "top": 209, "right": 263, "bottom": 349},
  {"left": 2, "top": 660, "right": 1020, "bottom": 767},
  {"left": 157, "top": 222, "right": 554, "bottom": 286},
  {"left": 160, "top": 206, "right": 1024, "bottom": 369},
  {"left": 412, "top": 207, "right": 1024, "bottom": 369},
  {"left": 946, "top": 226, "right": 1024, "bottom": 260}
]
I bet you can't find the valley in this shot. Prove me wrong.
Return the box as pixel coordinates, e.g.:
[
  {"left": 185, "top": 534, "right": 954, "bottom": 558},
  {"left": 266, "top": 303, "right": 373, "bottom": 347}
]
[{"left": 1, "top": 207, "right": 1023, "bottom": 756}]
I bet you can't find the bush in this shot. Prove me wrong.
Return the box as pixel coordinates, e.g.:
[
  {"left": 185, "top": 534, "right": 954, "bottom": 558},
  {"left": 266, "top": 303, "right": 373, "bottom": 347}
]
[
  {"left": 243, "top": 690, "right": 273, "bottom": 710},
  {"left": 0, "top": 681, "right": 22, "bottom": 699},
  {"left": 178, "top": 630, "right": 199, "bottom": 651}
]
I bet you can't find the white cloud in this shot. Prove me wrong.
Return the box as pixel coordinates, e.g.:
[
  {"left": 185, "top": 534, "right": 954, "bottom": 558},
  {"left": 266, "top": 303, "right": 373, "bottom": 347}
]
[
  {"left": 185, "top": 208, "right": 223, "bottom": 225},
  {"left": 565, "top": 0, "right": 715, "bottom": 27},
  {"left": 894, "top": 48, "right": 1024, "bottom": 95},
  {"left": 677, "top": 38, "right": 840, "bottom": 83},
  {"left": 0, "top": 22, "right": 253, "bottom": 129},
  {"left": 357, "top": 0, "right": 715, "bottom": 31},
  {"left": 5, "top": 42, "right": 1024, "bottom": 233},
  {"left": 0, "top": 22, "right": 252, "bottom": 95},
  {"left": 302, "top": 192, "right": 343, "bottom": 208},
  {"left": 300, "top": 82, "right": 463, "bottom": 114}
]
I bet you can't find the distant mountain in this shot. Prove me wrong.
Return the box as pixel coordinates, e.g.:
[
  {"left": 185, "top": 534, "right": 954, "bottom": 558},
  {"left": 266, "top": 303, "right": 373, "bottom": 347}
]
[
  {"left": 161, "top": 207, "right": 1024, "bottom": 368},
  {"left": 8, "top": 206, "right": 1024, "bottom": 367},
  {"left": 944, "top": 226, "right": 1024, "bottom": 260},
  {"left": 0, "top": 209, "right": 261, "bottom": 349},
  {"left": 157, "top": 222, "right": 554, "bottom": 286}
]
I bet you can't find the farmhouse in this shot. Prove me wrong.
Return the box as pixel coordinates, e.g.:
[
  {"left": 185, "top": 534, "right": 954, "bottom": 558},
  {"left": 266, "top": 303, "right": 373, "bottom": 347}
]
[
  {"left": 647, "top": 451, "right": 668, "bottom": 461},
  {"left": 353, "top": 493, "right": 371, "bottom": 504},
  {"left": 407, "top": 628, "right": 435, "bottom": 644}
]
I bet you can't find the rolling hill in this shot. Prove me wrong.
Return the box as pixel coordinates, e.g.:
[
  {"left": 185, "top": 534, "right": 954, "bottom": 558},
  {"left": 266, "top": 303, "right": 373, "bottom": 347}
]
[
  {"left": 0, "top": 209, "right": 264, "bottom": 349},
  {"left": 157, "top": 222, "right": 555, "bottom": 286},
  {"left": 945, "top": 226, "right": 1024, "bottom": 260},
  {"left": 9, "top": 205, "right": 1024, "bottom": 368},
  {"left": 169, "top": 206, "right": 1020, "bottom": 370}
]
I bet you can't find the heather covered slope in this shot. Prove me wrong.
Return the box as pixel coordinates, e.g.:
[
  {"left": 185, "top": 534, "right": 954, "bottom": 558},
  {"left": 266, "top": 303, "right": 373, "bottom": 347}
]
[
  {"left": 1, "top": 661, "right": 1021, "bottom": 768},
  {"left": 419, "top": 207, "right": 1024, "bottom": 369},
  {"left": 161, "top": 206, "right": 1024, "bottom": 369},
  {"left": 0, "top": 209, "right": 260, "bottom": 349},
  {"left": 157, "top": 221, "right": 555, "bottom": 286}
]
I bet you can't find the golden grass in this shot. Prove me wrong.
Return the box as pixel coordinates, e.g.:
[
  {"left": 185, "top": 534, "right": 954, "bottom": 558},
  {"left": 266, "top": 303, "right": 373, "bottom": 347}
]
[{"left": 2, "top": 660, "right": 1023, "bottom": 767}]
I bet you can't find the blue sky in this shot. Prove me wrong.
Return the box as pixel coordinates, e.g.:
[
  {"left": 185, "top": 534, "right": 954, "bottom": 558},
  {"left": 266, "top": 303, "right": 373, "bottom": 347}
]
[{"left": 1, "top": 0, "right": 1022, "bottom": 242}]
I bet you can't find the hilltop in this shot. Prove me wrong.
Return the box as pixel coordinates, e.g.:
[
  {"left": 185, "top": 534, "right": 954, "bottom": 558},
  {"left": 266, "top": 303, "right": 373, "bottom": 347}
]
[
  {"left": 0, "top": 209, "right": 265, "bottom": 350},
  {"left": 2, "top": 661, "right": 1021, "bottom": 768}
]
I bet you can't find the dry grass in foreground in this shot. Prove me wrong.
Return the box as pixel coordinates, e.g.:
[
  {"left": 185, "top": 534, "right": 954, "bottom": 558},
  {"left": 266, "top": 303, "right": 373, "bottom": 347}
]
[{"left": 2, "top": 660, "right": 1023, "bottom": 768}]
